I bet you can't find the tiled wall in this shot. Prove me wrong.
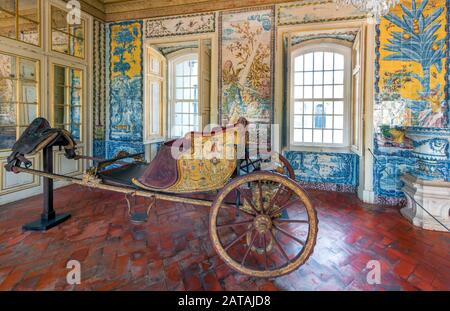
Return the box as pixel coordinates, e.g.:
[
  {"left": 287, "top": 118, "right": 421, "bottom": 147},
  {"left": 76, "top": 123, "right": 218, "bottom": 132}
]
[
  {"left": 105, "top": 21, "right": 145, "bottom": 159},
  {"left": 284, "top": 151, "right": 359, "bottom": 192},
  {"left": 92, "top": 1, "right": 450, "bottom": 201},
  {"left": 91, "top": 2, "right": 363, "bottom": 193},
  {"left": 373, "top": 0, "right": 450, "bottom": 204}
]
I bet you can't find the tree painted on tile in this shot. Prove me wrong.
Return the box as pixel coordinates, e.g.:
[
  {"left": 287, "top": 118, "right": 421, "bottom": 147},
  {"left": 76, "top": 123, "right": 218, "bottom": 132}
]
[
  {"left": 109, "top": 21, "right": 143, "bottom": 142},
  {"left": 379, "top": 0, "right": 448, "bottom": 128}
]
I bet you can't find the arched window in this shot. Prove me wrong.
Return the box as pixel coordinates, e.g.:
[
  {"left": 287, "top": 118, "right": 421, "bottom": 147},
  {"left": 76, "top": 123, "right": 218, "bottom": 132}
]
[
  {"left": 169, "top": 52, "right": 199, "bottom": 138},
  {"left": 290, "top": 43, "right": 351, "bottom": 147}
]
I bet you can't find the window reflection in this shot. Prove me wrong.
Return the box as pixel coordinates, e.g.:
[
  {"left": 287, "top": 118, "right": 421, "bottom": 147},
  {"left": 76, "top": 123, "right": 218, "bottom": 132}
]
[
  {"left": 0, "top": 52, "right": 39, "bottom": 150},
  {"left": 0, "top": 0, "right": 40, "bottom": 46}
]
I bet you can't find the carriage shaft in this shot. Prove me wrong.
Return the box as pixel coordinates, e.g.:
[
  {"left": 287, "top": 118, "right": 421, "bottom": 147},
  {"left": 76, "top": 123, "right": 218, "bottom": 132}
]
[{"left": 12, "top": 167, "right": 226, "bottom": 208}]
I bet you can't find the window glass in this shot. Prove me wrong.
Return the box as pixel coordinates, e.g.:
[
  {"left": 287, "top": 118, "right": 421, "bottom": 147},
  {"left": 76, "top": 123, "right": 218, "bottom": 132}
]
[
  {"left": 53, "top": 65, "right": 83, "bottom": 141},
  {"left": 171, "top": 55, "right": 199, "bottom": 138},
  {"left": 0, "top": 52, "right": 39, "bottom": 150},
  {"left": 292, "top": 49, "right": 347, "bottom": 145},
  {"left": 51, "top": 5, "right": 85, "bottom": 58},
  {"left": 0, "top": 0, "right": 40, "bottom": 46}
]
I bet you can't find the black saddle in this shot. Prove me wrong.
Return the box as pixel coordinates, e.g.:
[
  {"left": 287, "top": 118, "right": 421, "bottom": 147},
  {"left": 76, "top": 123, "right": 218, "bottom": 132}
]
[{"left": 5, "top": 118, "right": 77, "bottom": 172}]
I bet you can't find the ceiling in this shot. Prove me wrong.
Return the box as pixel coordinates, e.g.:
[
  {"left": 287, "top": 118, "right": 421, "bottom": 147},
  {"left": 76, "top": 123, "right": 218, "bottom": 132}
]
[{"left": 77, "top": 0, "right": 300, "bottom": 22}]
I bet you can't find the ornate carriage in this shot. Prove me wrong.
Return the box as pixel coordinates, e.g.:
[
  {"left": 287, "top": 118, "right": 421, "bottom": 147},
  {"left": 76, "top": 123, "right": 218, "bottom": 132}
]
[{"left": 5, "top": 117, "right": 318, "bottom": 278}]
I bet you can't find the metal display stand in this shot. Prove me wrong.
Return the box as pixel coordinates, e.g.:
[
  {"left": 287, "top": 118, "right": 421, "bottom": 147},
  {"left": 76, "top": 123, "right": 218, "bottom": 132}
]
[{"left": 22, "top": 144, "right": 71, "bottom": 231}]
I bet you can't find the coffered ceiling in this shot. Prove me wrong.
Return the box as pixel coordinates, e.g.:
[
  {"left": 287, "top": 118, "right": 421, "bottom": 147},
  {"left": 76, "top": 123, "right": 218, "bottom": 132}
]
[{"left": 76, "top": 0, "right": 300, "bottom": 22}]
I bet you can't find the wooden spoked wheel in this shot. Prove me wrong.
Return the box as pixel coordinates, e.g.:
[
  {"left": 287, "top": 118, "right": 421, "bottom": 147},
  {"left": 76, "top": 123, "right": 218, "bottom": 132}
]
[{"left": 209, "top": 171, "right": 318, "bottom": 278}]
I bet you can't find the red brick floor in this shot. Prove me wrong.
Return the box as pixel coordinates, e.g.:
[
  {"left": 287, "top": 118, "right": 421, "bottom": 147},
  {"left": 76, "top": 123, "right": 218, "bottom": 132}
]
[{"left": 0, "top": 185, "right": 449, "bottom": 291}]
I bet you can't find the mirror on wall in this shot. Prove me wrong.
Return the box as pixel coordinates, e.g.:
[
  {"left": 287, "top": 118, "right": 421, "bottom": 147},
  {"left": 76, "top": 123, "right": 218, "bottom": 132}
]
[{"left": 144, "top": 38, "right": 212, "bottom": 142}]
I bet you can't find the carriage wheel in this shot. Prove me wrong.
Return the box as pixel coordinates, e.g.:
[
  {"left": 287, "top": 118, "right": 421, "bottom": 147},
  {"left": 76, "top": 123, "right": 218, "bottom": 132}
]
[{"left": 209, "top": 171, "right": 318, "bottom": 278}]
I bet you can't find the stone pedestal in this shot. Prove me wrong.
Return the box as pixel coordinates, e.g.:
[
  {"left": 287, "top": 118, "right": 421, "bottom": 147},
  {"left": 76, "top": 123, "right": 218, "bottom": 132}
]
[{"left": 401, "top": 174, "right": 450, "bottom": 232}]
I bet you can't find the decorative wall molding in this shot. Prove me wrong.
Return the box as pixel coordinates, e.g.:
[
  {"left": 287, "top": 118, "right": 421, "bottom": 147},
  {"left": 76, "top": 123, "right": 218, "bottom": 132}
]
[
  {"left": 93, "top": 19, "right": 106, "bottom": 142},
  {"left": 103, "top": 0, "right": 299, "bottom": 22},
  {"left": 291, "top": 30, "right": 358, "bottom": 46},
  {"left": 144, "top": 12, "right": 216, "bottom": 38},
  {"left": 277, "top": 0, "right": 366, "bottom": 26}
]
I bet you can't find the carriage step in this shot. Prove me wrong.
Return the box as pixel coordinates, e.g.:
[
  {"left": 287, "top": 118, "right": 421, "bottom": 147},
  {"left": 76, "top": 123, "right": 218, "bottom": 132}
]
[{"left": 129, "top": 212, "right": 148, "bottom": 223}]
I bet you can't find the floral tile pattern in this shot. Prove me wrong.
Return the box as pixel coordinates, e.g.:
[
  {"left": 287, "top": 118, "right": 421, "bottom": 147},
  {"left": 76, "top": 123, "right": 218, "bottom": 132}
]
[
  {"left": 145, "top": 13, "right": 215, "bottom": 38},
  {"left": 219, "top": 7, "right": 275, "bottom": 126},
  {"left": 277, "top": 0, "right": 365, "bottom": 26}
]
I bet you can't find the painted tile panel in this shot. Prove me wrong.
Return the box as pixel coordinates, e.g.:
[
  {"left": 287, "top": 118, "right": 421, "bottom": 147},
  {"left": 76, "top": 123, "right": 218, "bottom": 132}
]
[
  {"left": 109, "top": 21, "right": 144, "bottom": 142},
  {"left": 93, "top": 139, "right": 106, "bottom": 159},
  {"left": 284, "top": 151, "right": 359, "bottom": 187},
  {"left": 376, "top": 0, "right": 448, "bottom": 130},
  {"left": 374, "top": 155, "right": 416, "bottom": 198},
  {"left": 277, "top": 0, "right": 366, "bottom": 26},
  {"left": 219, "top": 7, "right": 275, "bottom": 125},
  {"left": 106, "top": 140, "right": 145, "bottom": 159},
  {"left": 373, "top": 0, "right": 450, "bottom": 203},
  {"left": 145, "top": 12, "right": 215, "bottom": 38}
]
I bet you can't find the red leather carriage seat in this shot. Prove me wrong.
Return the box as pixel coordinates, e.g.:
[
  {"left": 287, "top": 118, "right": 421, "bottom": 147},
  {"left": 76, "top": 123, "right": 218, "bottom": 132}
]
[{"left": 136, "top": 143, "right": 179, "bottom": 189}]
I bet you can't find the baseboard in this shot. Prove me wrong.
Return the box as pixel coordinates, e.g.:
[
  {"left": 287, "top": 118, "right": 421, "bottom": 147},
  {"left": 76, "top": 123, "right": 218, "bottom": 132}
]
[{"left": 361, "top": 189, "right": 375, "bottom": 204}]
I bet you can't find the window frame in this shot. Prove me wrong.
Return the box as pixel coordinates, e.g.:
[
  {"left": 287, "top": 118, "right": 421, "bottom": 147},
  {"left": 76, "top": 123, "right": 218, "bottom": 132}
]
[
  {"left": 0, "top": 51, "right": 40, "bottom": 151},
  {"left": 0, "top": 0, "right": 41, "bottom": 47},
  {"left": 49, "top": 61, "right": 85, "bottom": 144},
  {"left": 167, "top": 50, "right": 199, "bottom": 139},
  {"left": 49, "top": 3, "right": 86, "bottom": 59},
  {"left": 144, "top": 45, "right": 166, "bottom": 143},
  {"left": 289, "top": 42, "right": 352, "bottom": 150}
]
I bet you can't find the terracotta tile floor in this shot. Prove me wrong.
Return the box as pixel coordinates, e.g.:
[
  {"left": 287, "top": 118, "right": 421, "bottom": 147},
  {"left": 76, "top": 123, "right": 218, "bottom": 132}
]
[{"left": 0, "top": 185, "right": 449, "bottom": 291}]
